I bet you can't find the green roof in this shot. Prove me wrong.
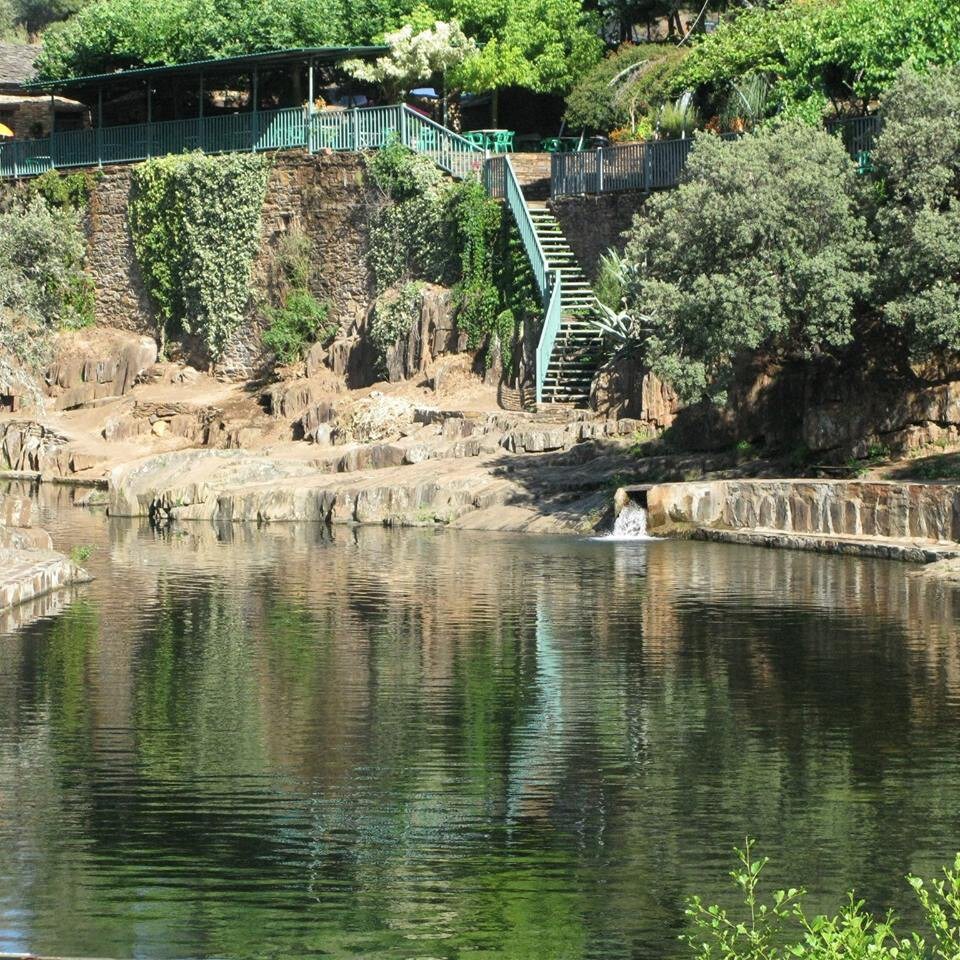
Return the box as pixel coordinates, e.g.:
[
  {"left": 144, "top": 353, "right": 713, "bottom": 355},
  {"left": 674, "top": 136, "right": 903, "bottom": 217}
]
[{"left": 25, "top": 45, "right": 388, "bottom": 91}]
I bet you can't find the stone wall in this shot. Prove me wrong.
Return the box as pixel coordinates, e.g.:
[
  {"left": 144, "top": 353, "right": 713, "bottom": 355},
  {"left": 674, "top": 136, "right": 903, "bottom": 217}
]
[
  {"left": 82, "top": 151, "right": 377, "bottom": 377},
  {"left": 548, "top": 191, "right": 647, "bottom": 280},
  {"left": 646, "top": 479, "right": 960, "bottom": 543}
]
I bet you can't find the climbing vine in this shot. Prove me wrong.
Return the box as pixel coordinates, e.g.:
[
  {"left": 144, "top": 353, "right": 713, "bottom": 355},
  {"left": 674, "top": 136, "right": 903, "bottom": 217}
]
[
  {"left": 365, "top": 143, "right": 537, "bottom": 378},
  {"left": 369, "top": 280, "right": 425, "bottom": 372},
  {"left": 130, "top": 153, "right": 270, "bottom": 359}
]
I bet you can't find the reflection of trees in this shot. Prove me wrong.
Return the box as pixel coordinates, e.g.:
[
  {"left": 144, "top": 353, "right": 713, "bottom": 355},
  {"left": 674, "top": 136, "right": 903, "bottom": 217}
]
[{"left": 3, "top": 491, "right": 960, "bottom": 957}]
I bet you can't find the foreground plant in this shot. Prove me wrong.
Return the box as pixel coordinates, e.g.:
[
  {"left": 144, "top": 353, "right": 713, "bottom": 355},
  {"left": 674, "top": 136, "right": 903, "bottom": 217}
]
[{"left": 685, "top": 839, "right": 960, "bottom": 960}]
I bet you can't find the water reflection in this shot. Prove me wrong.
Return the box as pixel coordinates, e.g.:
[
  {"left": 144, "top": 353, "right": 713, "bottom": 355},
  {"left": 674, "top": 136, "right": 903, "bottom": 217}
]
[{"left": 0, "top": 481, "right": 959, "bottom": 958}]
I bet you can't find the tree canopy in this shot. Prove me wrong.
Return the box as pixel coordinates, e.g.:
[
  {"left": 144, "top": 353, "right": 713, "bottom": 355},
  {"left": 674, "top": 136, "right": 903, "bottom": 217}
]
[
  {"left": 620, "top": 121, "right": 872, "bottom": 404},
  {"left": 671, "top": 0, "right": 960, "bottom": 121}
]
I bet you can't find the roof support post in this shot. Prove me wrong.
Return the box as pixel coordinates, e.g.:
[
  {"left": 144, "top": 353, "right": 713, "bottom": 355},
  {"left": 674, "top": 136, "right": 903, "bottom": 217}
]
[
  {"left": 146, "top": 81, "right": 152, "bottom": 158},
  {"left": 97, "top": 86, "right": 103, "bottom": 168},
  {"left": 251, "top": 66, "right": 259, "bottom": 151},
  {"left": 307, "top": 58, "right": 314, "bottom": 152}
]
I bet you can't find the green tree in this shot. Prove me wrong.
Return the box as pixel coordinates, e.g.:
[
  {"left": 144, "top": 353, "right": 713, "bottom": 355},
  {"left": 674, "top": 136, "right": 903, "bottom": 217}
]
[
  {"left": 670, "top": 0, "right": 960, "bottom": 123},
  {"left": 444, "top": 0, "right": 604, "bottom": 125},
  {"left": 872, "top": 65, "right": 960, "bottom": 365},
  {"left": 620, "top": 122, "right": 872, "bottom": 404}
]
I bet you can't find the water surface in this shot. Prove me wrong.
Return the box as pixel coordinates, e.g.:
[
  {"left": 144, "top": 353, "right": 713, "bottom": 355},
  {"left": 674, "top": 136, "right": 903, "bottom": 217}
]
[{"left": 2, "top": 482, "right": 960, "bottom": 959}]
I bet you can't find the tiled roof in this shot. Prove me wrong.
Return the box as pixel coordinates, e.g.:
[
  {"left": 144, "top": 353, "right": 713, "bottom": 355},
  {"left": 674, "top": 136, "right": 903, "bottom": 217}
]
[{"left": 0, "top": 44, "right": 39, "bottom": 89}]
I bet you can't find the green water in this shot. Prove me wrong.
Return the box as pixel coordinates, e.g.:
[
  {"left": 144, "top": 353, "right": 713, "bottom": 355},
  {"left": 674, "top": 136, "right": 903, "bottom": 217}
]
[{"left": 1, "top": 482, "right": 960, "bottom": 959}]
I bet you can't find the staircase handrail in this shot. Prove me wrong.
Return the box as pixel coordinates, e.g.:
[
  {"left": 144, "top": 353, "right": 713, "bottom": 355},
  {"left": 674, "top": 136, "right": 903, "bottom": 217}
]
[
  {"left": 535, "top": 270, "right": 564, "bottom": 405},
  {"left": 490, "top": 154, "right": 550, "bottom": 302}
]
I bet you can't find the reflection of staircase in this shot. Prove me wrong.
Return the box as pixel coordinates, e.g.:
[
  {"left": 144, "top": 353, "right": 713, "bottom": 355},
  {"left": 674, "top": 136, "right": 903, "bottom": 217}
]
[{"left": 527, "top": 203, "right": 604, "bottom": 406}]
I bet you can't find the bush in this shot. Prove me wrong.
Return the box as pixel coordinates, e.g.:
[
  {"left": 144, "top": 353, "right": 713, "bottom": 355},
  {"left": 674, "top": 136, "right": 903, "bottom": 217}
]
[
  {"left": 565, "top": 43, "right": 690, "bottom": 135},
  {"left": 871, "top": 65, "right": 960, "bottom": 364},
  {"left": 620, "top": 121, "right": 872, "bottom": 404},
  {"left": 0, "top": 196, "right": 92, "bottom": 371},
  {"left": 687, "top": 840, "right": 960, "bottom": 960},
  {"left": 263, "top": 291, "right": 334, "bottom": 364},
  {"left": 27, "top": 170, "right": 98, "bottom": 211},
  {"left": 129, "top": 152, "right": 270, "bottom": 359}
]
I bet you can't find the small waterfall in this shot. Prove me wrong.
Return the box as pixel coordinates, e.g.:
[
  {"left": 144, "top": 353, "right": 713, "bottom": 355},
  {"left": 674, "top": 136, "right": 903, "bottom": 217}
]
[{"left": 604, "top": 502, "right": 655, "bottom": 540}]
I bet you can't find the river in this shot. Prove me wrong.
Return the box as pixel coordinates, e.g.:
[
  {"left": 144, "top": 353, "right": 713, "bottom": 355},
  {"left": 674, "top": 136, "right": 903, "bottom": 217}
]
[{"left": 2, "top": 482, "right": 960, "bottom": 959}]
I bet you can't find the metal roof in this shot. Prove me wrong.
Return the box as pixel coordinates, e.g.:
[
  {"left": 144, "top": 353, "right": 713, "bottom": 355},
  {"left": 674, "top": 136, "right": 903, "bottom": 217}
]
[{"left": 25, "top": 45, "right": 388, "bottom": 91}]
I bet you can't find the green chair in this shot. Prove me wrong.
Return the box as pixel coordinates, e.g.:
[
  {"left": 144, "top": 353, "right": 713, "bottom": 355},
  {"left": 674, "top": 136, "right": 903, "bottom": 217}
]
[
  {"left": 492, "top": 129, "right": 515, "bottom": 153},
  {"left": 464, "top": 131, "right": 485, "bottom": 148},
  {"left": 541, "top": 137, "right": 562, "bottom": 153}
]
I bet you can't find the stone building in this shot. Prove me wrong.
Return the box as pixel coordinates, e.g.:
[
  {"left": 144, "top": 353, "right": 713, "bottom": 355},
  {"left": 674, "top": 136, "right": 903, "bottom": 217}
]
[{"left": 0, "top": 43, "right": 85, "bottom": 139}]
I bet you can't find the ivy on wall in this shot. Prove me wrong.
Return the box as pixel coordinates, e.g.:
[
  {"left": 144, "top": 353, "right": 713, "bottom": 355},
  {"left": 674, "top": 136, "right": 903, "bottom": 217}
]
[{"left": 129, "top": 153, "right": 270, "bottom": 359}]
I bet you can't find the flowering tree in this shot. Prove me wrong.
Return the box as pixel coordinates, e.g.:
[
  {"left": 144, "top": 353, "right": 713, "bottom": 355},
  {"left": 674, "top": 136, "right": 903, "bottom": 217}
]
[{"left": 344, "top": 20, "right": 477, "bottom": 103}]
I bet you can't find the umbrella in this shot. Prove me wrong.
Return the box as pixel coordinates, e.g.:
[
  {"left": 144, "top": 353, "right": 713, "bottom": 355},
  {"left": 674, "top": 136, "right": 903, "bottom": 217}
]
[
  {"left": 410, "top": 87, "right": 439, "bottom": 99},
  {"left": 0, "top": 123, "right": 14, "bottom": 138}
]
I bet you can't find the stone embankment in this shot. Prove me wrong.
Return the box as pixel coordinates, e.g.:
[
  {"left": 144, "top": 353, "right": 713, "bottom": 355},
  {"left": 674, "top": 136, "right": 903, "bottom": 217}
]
[
  {"left": 633, "top": 479, "right": 960, "bottom": 563},
  {"left": 0, "top": 493, "right": 91, "bottom": 615}
]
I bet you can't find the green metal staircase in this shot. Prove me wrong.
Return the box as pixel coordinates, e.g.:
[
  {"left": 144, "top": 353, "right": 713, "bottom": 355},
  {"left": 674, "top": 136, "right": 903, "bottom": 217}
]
[{"left": 527, "top": 204, "right": 604, "bottom": 405}]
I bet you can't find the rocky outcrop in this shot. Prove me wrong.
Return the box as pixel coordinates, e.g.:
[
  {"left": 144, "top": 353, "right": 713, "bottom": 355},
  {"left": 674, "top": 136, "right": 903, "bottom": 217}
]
[
  {"left": 44, "top": 331, "right": 157, "bottom": 411},
  {"left": 0, "top": 420, "right": 72, "bottom": 476},
  {"left": 645, "top": 479, "right": 960, "bottom": 545},
  {"left": 0, "top": 493, "right": 91, "bottom": 615}
]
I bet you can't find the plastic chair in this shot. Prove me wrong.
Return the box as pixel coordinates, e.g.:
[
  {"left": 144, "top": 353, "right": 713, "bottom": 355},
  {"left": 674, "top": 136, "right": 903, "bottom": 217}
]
[
  {"left": 541, "top": 137, "right": 562, "bottom": 153},
  {"left": 417, "top": 128, "right": 439, "bottom": 151},
  {"left": 463, "top": 131, "right": 485, "bottom": 148},
  {"left": 492, "top": 129, "right": 515, "bottom": 153}
]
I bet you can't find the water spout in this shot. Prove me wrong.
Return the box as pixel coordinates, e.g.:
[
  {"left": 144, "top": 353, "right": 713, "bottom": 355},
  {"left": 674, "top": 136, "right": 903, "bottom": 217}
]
[{"left": 603, "top": 502, "right": 657, "bottom": 540}]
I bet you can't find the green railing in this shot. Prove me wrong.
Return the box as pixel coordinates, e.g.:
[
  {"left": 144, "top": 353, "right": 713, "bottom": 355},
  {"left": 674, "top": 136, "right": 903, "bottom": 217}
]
[
  {"left": 535, "top": 270, "right": 564, "bottom": 405},
  {"left": 483, "top": 154, "right": 564, "bottom": 404},
  {"left": 484, "top": 154, "right": 550, "bottom": 301},
  {"left": 0, "top": 103, "right": 485, "bottom": 179},
  {"left": 552, "top": 118, "right": 884, "bottom": 197}
]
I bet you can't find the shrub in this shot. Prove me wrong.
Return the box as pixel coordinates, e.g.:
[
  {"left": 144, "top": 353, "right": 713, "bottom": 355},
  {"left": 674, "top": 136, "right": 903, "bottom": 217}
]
[
  {"left": 27, "top": 170, "right": 98, "bottom": 211},
  {"left": 565, "top": 43, "right": 690, "bottom": 135},
  {"left": 0, "top": 196, "right": 92, "bottom": 371},
  {"left": 263, "top": 291, "right": 334, "bottom": 364},
  {"left": 369, "top": 280, "right": 424, "bottom": 371},
  {"left": 686, "top": 840, "right": 960, "bottom": 960},
  {"left": 129, "top": 152, "right": 270, "bottom": 359},
  {"left": 671, "top": 0, "right": 960, "bottom": 122},
  {"left": 620, "top": 121, "right": 872, "bottom": 404}
]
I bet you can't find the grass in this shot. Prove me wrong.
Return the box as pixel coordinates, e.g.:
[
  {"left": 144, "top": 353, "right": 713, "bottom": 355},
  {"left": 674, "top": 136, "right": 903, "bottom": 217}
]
[{"left": 69, "top": 544, "right": 94, "bottom": 565}]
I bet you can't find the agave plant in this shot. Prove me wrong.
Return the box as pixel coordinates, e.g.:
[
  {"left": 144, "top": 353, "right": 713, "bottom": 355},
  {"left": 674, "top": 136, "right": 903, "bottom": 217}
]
[{"left": 588, "top": 250, "right": 653, "bottom": 344}]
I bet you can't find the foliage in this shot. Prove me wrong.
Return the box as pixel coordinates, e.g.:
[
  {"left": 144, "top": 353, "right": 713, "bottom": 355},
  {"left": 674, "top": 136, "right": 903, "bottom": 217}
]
[
  {"left": 619, "top": 121, "right": 872, "bottom": 404},
  {"left": 369, "top": 280, "right": 424, "bottom": 367},
  {"left": 449, "top": 178, "right": 501, "bottom": 350},
  {"left": 686, "top": 840, "right": 960, "bottom": 960},
  {"left": 69, "top": 544, "right": 94, "bottom": 564},
  {"left": 0, "top": 196, "right": 92, "bottom": 374},
  {"left": 871, "top": 65, "right": 960, "bottom": 363},
  {"left": 651, "top": 94, "right": 699, "bottom": 139},
  {"left": 35, "top": 0, "right": 361, "bottom": 79},
  {"left": 27, "top": 169, "right": 98, "bottom": 211},
  {"left": 564, "top": 43, "right": 655, "bottom": 134},
  {"left": 262, "top": 228, "right": 335, "bottom": 363},
  {"left": 366, "top": 143, "right": 450, "bottom": 291},
  {"left": 671, "top": 0, "right": 960, "bottom": 122},
  {"left": 343, "top": 19, "right": 476, "bottom": 100},
  {"left": 443, "top": 0, "right": 604, "bottom": 97},
  {"left": 610, "top": 117, "right": 653, "bottom": 143},
  {"left": 129, "top": 152, "right": 269, "bottom": 359},
  {"left": 565, "top": 43, "right": 690, "bottom": 135}
]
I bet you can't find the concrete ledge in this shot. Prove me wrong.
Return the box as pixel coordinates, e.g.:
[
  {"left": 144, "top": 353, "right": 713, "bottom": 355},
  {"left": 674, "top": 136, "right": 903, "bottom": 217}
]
[{"left": 687, "top": 527, "right": 960, "bottom": 564}]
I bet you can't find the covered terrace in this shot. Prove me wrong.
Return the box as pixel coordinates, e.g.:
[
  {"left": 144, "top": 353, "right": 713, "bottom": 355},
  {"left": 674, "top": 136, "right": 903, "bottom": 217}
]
[{"left": 1, "top": 45, "right": 388, "bottom": 176}]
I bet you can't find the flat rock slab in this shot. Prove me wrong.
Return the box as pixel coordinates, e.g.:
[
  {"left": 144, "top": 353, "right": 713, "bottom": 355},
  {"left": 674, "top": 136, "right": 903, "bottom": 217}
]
[{"left": 0, "top": 547, "right": 91, "bottom": 613}]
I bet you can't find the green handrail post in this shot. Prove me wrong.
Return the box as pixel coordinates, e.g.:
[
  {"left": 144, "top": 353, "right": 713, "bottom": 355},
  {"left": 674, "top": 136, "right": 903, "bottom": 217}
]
[
  {"left": 351, "top": 108, "right": 358, "bottom": 150},
  {"left": 535, "top": 270, "right": 563, "bottom": 405}
]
